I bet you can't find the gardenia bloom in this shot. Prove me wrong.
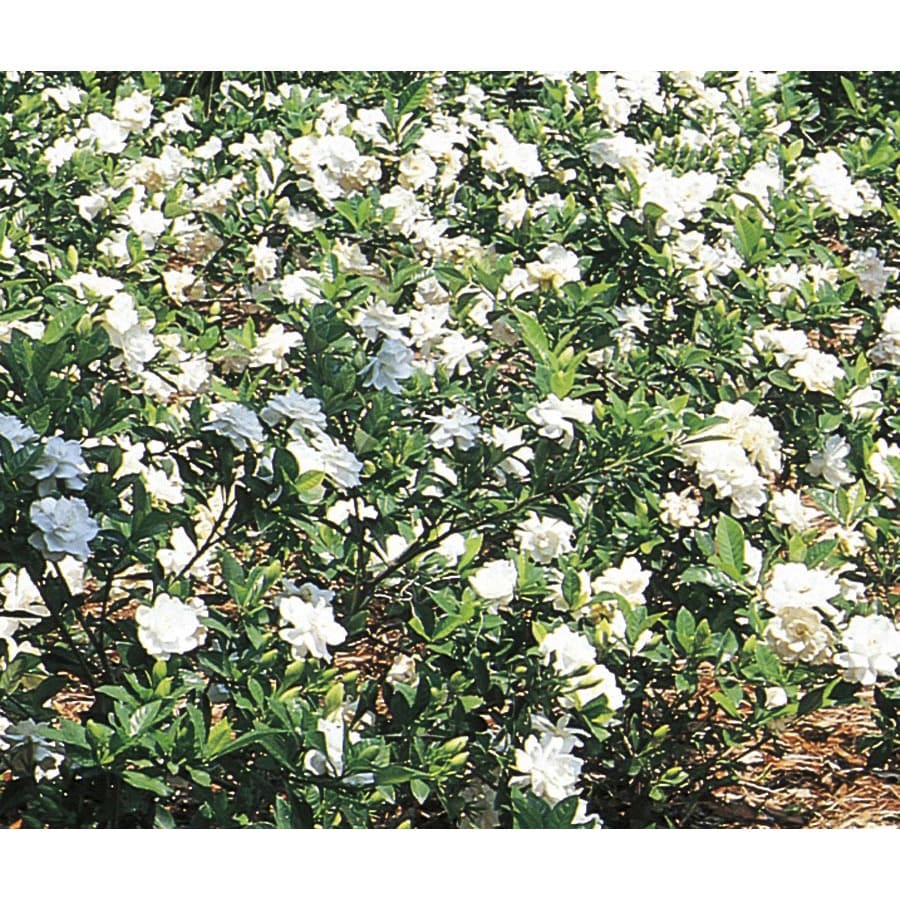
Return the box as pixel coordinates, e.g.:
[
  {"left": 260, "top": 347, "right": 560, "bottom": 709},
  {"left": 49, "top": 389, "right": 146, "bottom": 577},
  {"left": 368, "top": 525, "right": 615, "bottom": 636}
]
[
  {"left": 659, "top": 488, "right": 701, "bottom": 528},
  {"left": 156, "top": 526, "right": 214, "bottom": 579},
  {"left": 425, "top": 405, "right": 481, "bottom": 451},
  {"left": 0, "top": 413, "right": 38, "bottom": 452},
  {"left": 385, "top": 653, "right": 419, "bottom": 687},
  {"left": 592, "top": 556, "right": 650, "bottom": 606},
  {"left": 769, "top": 490, "right": 819, "bottom": 532},
  {"left": 304, "top": 716, "right": 345, "bottom": 777},
  {"left": 1, "top": 568, "right": 50, "bottom": 625},
  {"left": 203, "top": 401, "right": 265, "bottom": 451},
  {"left": 353, "top": 298, "right": 410, "bottom": 341},
  {"left": 437, "top": 331, "right": 486, "bottom": 377},
  {"left": 511, "top": 733, "right": 584, "bottom": 805},
  {"left": 524, "top": 244, "right": 581, "bottom": 290},
  {"left": 31, "top": 436, "right": 90, "bottom": 494},
  {"left": 249, "top": 324, "right": 303, "bottom": 371},
  {"left": 798, "top": 150, "right": 873, "bottom": 218},
  {"left": 806, "top": 434, "right": 853, "bottom": 487},
  {"left": 261, "top": 390, "right": 327, "bottom": 436},
  {"left": 135, "top": 593, "right": 208, "bottom": 661},
  {"left": 1, "top": 719, "right": 66, "bottom": 782},
  {"left": 868, "top": 438, "right": 900, "bottom": 492},
  {"left": 539, "top": 624, "right": 597, "bottom": 676},
  {"left": 752, "top": 327, "right": 809, "bottom": 366},
  {"left": 526, "top": 394, "right": 593, "bottom": 449},
  {"left": 834, "top": 615, "right": 900, "bottom": 685},
  {"left": 850, "top": 248, "right": 895, "bottom": 300},
  {"left": 870, "top": 307, "right": 900, "bottom": 367},
  {"left": 29, "top": 497, "right": 99, "bottom": 562},
  {"left": 489, "top": 425, "right": 534, "bottom": 480},
  {"left": 682, "top": 438, "right": 767, "bottom": 519},
  {"left": 278, "top": 581, "right": 347, "bottom": 662},
  {"left": 788, "top": 349, "right": 844, "bottom": 395},
  {"left": 480, "top": 123, "right": 543, "bottom": 180},
  {"left": 515, "top": 513, "right": 574, "bottom": 564},
  {"left": 764, "top": 606, "right": 833, "bottom": 665},
  {"left": 361, "top": 339, "right": 416, "bottom": 394},
  {"left": 468, "top": 559, "right": 518, "bottom": 613},
  {"left": 763, "top": 562, "right": 843, "bottom": 621}
]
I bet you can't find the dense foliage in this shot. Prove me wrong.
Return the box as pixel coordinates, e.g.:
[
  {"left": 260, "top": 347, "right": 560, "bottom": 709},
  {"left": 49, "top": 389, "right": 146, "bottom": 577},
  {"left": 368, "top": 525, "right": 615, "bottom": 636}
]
[{"left": 0, "top": 70, "right": 898, "bottom": 828}]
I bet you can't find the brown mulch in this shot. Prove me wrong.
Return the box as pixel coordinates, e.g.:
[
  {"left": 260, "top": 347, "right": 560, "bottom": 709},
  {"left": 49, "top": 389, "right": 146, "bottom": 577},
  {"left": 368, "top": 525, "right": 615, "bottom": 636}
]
[{"left": 693, "top": 696, "right": 900, "bottom": 828}]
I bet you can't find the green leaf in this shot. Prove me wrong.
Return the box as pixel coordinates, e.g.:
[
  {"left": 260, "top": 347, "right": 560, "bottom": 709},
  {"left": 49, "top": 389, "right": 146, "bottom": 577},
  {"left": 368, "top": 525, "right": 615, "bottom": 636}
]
[
  {"left": 512, "top": 308, "right": 551, "bottom": 363},
  {"left": 714, "top": 514, "right": 745, "bottom": 579},
  {"left": 121, "top": 771, "right": 171, "bottom": 798},
  {"left": 398, "top": 78, "right": 429, "bottom": 116},
  {"left": 410, "top": 778, "right": 430, "bottom": 805}
]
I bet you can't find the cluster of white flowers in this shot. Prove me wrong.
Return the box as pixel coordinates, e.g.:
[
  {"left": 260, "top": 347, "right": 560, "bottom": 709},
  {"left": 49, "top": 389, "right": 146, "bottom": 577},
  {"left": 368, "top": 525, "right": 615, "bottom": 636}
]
[
  {"left": 510, "top": 714, "right": 598, "bottom": 825},
  {"left": 797, "top": 151, "right": 880, "bottom": 218},
  {"left": 681, "top": 399, "right": 780, "bottom": 518},
  {"left": 538, "top": 624, "right": 624, "bottom": 711}
]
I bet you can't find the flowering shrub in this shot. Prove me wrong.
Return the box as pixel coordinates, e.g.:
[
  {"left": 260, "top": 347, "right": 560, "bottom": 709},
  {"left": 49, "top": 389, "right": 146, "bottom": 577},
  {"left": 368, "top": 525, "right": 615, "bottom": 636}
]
[{"left": 0, "top": 70, "right": 899, "bottom": 828}]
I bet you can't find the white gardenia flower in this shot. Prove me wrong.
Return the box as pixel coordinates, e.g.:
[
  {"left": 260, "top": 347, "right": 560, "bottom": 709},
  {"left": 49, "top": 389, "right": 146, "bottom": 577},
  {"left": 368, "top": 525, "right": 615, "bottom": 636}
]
[
  {"left": 278, "top": 581, "right": 347, "bottom": 662},
  {"left": 763, "top": 562, "right": 843, "bottom": 621},
  {"left": 203, "top": 401, "right": 265, "bottom": 451},
  {"left": 788, "top": 349, "right": 844, "bottom": 395},
  {"left": 310, "top": 433, "right": 363, "bottom": 489},
  {"left": 135, "top": 593, "right": 208, "bottom": 661},
  {"left": 249, "top": 324, "right": 303, "bottom": 371},
  {"left": 764, "top": 606, "right": 833, "bottom": 665},
  {"left": 769, "top": 490, "right": 819, "bottom": 532},
  {"left": 2, "top": 718, "right": 66, "bottom": 782},
  {"left": 0, "top": 413, "right": 38, "bottom": 452},
  {"left": 806, "top": 434, "right": 853, "bottom": 487},
  {"left": 353, "top": 298, "right": 411, "bottom": 342},
  {"left": 31, "top": 436, "right": 90, "bottom": 494},
  {"left": 385, "top": 653, "right": 420, "bottom": 687},
  {"left": 361, "top": 339, "right": 416, "bottom": 394},
  {"left": 261, "top": 390, "right": 327, "bottom": 436},
  {"left": 752, "top": 327, "right": 809, "bottom": 366},
  {"left": 659, "top": 488, "right": 701, "bottom": 528},
  {"left": 526, "top": 394, "right": 593, "bottom": 449},
  {"left": 871, "top": 307, "right": 900, "bottom": 367},
  {"left": 592, "top": 557, "right": 650, "bottom": 606},
  {"left": 524, "top": 244, "right": 581, "bottom": 291},
  {"left": 682, "top": 438, "right": 768, "bottom": 519},
  {"left": 251, "top": 237, "right": 278, "bottom": 281},
  {"left": 29, "top": 497, "right": 99, "bottom": 562},
  {"left": 156, "top": 526, "right": 214, "bottom": 579},
  {"left": 489, "top": 425, "right": 534, "bottom": 481},
  {"left": 0, "top": 569, "right": 50, "bottom": 624},
  {"left": 515, "top": 513, "right": 574, "bottom": 564},
  {"left": 437, "top": 331, "right": 487, "bottom": 377},
  {"left": 539, "top": 624, "right": 597, "bottom": 676},
  {"left": 480, "top": 123, "right": 543, "bottom": 180},
  {"left": 425, "top": 405, "right": 481, "bottom": 451},
  {"left": 850, "top": 248, "right": 895, "bottom": 300},
  {"left": 512, "top": 733, "right": 583, "bottom": 805},
  {"left": 834, "top": 615, "right": 900, "bottom": 685},
  {"left": 867, "top": 438, "right": 900, "bottom": 492},
  {"left": 845, "top": 385, "right": 882, "bottom": 423},
  {"left": 304, "top": 717, "right": 345, "bottom": 777},
  {"left": 468, "top": 559, "right": 518, "bottom": 613}
]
